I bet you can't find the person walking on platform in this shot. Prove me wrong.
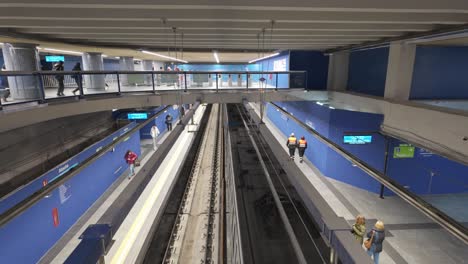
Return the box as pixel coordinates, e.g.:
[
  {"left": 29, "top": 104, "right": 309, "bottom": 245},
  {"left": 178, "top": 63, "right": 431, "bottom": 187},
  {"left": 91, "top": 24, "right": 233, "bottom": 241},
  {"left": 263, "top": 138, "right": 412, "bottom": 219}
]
[
  {"left": 365, "top": 220, "right": 385, "bottom": 264},
  {"left": 1, "top": 64, "right": 10, "bottom": 102},
  {"left": 150, "top": 125, "right": 160, "bottom": 151},
  {"left": 352, "top": 215, "right": 366, "bottom": 245},
  {"left": 298, "top": 136, "right": 308, "bottom": 163},
  {"left": 54, "top": 61, "right": 65, "bottom": 96},
  {"left": 71, "top": 62, "right": 82, "bottom": 95},
  {"left": 286, "top": 133, "right": 297, "bottom": 160},
  {"left": 124, "top": 150, "right": 138, "bottom": 179},
  {"left": 165, "top": 114, "right": 173, "bottom": 131}
]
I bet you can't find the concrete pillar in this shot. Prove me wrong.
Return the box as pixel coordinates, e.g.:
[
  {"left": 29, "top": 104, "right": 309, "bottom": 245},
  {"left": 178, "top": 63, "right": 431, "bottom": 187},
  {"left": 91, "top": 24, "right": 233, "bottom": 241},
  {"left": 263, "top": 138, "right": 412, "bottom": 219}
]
[
  {"left": 384, "top": 41, "right": 416, "bottom": 100},
  {"left": 142, "top": 60, "right": 153, "bottom": 85},
  {"left": 327, "top": 51, "right": 349, "bottom": 92},
  {"left": 2, "top": 43, "right": 41, "bottom": 100},
  {"left": 82, "top": 52, "right": 105, "bottom": 90},
  {"left": 119, "top": 56, "right": 134, "bottom": 86}
]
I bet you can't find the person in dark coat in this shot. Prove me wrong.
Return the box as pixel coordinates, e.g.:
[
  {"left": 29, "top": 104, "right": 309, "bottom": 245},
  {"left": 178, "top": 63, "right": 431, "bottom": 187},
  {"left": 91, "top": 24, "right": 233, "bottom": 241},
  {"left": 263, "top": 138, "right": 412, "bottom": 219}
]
[
  {"left": 165, "top": 114, "right": 173, "bottom": 131},
  {"left": 54, "top": 61, "right": 65, "bottom": 96},
  {"left": 1, "top": 64, "right": 10, "bottom": 102},
  {"left": 71, "top": 62, "right": 82, "bottom": 95},
  {"left": 366, "top": 220, "right": 385, "bottom": 264}
]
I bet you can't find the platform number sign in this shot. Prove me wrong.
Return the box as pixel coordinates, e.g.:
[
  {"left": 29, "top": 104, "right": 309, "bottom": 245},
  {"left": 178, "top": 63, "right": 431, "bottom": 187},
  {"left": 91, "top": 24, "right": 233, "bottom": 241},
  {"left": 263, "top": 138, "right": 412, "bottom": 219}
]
[{"left": 393, "top": 144, "right": 415, "bottom": 158}]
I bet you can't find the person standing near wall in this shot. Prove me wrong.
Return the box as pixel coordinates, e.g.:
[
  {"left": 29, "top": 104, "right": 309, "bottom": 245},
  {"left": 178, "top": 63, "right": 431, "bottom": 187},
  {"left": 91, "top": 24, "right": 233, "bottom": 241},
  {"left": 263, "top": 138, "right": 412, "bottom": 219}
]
[
  {"left": 150, "top": 125, "right": 160, "bottom": 150},
  {"left": 352, "top": 215, "right": 366, "bottom": 245},
  {"left": 286, "top": 133, "right": 297, "bottom": 160},
  {"left": 165, "top": 114, "right": 173, "bottom": 131},
  {"left": 365, "top": 220, "right": 385, "bottom": 264},
  {"left": 298, "top": 136, "right": 308, "bottom": 163},
  {"left": 71, "top": 62, "right": 82, "bottom": 95},
  {"left": 54, "top": 61, "right": 65, "bottom": 96},
  {"left": 124, "top": 150, "right": 138, "bottom": 179}
]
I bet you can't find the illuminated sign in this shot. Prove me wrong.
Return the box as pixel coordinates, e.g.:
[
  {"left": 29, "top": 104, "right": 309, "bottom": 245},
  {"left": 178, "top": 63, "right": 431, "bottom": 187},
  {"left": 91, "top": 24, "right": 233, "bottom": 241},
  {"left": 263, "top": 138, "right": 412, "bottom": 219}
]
[
  {"left": 127, "top": 113, "right": 148, "bottom": 120},
  {"left": 45, "top": 55, "right": 65, "bottom": 62},
  {"left": 343, "top": 135, "right": 372, "bottom": 144}
]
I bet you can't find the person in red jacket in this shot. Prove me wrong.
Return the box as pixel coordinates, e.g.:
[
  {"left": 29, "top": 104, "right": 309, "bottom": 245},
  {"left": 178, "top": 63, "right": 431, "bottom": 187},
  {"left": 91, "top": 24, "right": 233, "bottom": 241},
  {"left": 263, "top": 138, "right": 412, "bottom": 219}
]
[{"left": 124, "top": 150, "right": 138, "bottom": 179}]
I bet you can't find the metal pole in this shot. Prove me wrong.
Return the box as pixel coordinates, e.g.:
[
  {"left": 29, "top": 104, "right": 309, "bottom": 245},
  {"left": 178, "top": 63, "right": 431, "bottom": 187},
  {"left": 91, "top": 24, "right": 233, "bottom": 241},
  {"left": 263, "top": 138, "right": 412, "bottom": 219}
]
[
  {"left": 36, "top": 73, "right": 46, "bottom": 103},
  {"left": 329, "top": 248, "right": 338, "bottom": 264},
  {"left": 215, "top": 72, "right": 219, "bottom": 92},
  {"left": 184, "top": 72, "right": 187, "bottom": 92},
  {"left": 116, "top": 72, "right": 121, "bottom": 95},
  {"left": 380, "top": 136, "right": 390, "bottom": 199},
  {"left": 78, "top": 73, "right": 84, "bottom": 98},
  {"left": 275, "top": 73, "right": 279, "bottom": 91},
  {"left": 151, "top": 72, "right": 156, "bottom": 94},
  {"left": 246, "top": 73, "right": 249, "bottom": 89}
]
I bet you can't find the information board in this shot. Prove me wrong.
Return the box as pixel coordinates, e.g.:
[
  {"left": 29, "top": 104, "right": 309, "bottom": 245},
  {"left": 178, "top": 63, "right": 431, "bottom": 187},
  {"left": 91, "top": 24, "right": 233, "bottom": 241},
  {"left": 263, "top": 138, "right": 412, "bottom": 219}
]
[
  {"left": 343, "top": 135, "right": 372, "bottom": 144},
  {"left": 273, "top": 58, "right": 287, "bottom": 71},
  {"left": 393, "top": 144, "right": 415, "bottom": 158},
  {"left": 127, "top": 113, "right": 148, "bottom": 120},
  {"left": 45, "top": 55, "right": 65, "bottom": 62}
]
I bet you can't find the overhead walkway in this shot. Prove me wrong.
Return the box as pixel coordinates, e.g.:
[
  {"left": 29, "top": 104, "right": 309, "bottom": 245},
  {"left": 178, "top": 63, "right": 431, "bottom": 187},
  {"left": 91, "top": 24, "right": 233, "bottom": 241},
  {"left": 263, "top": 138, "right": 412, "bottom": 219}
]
[{"left": 0, "top": 70, "right": 306, "bottom": 132}]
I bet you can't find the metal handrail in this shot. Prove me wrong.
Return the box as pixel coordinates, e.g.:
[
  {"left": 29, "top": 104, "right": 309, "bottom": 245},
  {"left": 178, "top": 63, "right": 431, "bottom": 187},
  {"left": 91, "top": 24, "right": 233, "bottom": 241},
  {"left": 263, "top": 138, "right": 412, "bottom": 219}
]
[{"left": 0, "top": 70, "right": 307, "bottom": 75}]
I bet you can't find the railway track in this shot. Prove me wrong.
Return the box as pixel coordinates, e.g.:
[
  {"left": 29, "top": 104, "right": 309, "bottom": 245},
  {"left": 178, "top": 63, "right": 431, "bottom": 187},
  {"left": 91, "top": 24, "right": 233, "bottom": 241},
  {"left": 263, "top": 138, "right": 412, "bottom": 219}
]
[
  {"left": 162, "top": 103, "right": 224, "bottom": 264},
  {"left": 144, "top": 103, "right": 328, "bottom": 264}
]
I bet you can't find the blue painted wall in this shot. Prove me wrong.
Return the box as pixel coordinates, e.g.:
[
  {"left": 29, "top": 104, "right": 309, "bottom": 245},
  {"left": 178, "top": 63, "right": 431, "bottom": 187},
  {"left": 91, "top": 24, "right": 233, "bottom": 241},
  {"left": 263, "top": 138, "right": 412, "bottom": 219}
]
[
  {"left": 289, "top": 51, "right": 328, "bottom": 90},
  {"left": 114, "top": 105, "right": 181, "bottom": 140},
  {"left": 267, "top": 102, "right": 384, "bottom": 193},
  {"left": 0, "top": 124, "right": 141, "bottom": 263},
  {"left": 410, "top": 46, "right": 468, "bottom": 100},
  {"left": 252, "top": 52, "right": 290, "bottom": 88},
  {"left": 387, "top": 139, "right": 468, "bottom": 195},
  {"left": 0, "top": 122, "right": 137, "bottom": 215},
  {"left": 271, "top": 101, "right": 386, "bottom": 193},
  {"left": 347, "top": 47, "right": 389, "bottom": 97},
  {"left": 268, "top": 101, "right": 468, "bottom": 196}
]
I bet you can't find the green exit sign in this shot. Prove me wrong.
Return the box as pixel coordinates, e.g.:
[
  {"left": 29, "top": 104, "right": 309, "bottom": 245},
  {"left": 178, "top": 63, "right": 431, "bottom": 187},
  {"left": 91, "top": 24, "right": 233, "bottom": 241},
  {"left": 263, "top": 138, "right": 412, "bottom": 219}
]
[{"left": 393, "top": 144, "right": 415, "bottom": 158}]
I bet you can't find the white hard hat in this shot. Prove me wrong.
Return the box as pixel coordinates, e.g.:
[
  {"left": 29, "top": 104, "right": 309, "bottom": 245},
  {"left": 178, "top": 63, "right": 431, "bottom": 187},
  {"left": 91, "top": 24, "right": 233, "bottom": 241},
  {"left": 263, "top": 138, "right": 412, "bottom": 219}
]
[{"left": 291, "top": 133, "right": 295, "bottom": 137}]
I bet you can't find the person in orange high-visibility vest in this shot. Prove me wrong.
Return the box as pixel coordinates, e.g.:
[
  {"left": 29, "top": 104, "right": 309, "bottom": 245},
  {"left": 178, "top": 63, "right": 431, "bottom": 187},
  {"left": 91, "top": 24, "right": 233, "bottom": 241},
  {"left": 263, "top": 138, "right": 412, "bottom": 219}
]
[
  {"left": 286, "top": 133, "right": 297, "bottom": 160},
  {"left": 298, "top": 136, "right": 308, "bottom": 163}
]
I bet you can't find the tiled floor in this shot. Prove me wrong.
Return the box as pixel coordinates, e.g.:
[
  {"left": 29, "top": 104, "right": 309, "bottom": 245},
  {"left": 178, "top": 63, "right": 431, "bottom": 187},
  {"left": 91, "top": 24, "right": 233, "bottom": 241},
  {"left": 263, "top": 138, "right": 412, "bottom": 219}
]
[{"left": 250, "top": 102, "right": 468, "bottom": 264}]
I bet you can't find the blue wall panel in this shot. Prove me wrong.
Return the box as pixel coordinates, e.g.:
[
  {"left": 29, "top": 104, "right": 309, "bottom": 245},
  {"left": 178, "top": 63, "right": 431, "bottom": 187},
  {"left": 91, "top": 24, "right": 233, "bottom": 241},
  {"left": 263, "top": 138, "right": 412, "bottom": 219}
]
[
  {"left": 289, "top": 51, "right": 328, "bottom": 90},
  {"left": 347, "top": 47, "right": 389, "bottom": 97},
  {"left": 387, "top": 139, "right": 468, "bottom": 195},
  {"left": 252, "top": 52, "right": 290, "bottom": 88},
  {"left": 0, "top": 129, "right": 141, "bottom": 263},
  {"left": 40, "top": 55, "right": 82, "bottom": 71},
  {"left": 410, "top": 46, "right": 468, "bottom": 99},
  {"left": 0, "top": 122, "right": 137, "bottom": 215},
  {"left": 266, "top": 102, "right": 384, "bottom": 194}
]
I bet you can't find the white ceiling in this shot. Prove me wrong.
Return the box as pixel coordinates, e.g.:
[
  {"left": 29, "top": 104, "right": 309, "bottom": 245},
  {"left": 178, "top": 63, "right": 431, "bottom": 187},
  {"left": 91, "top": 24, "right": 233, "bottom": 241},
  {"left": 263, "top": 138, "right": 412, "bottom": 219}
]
[{"left": 0, "top": 0, "right": 468, "bottom": 62}]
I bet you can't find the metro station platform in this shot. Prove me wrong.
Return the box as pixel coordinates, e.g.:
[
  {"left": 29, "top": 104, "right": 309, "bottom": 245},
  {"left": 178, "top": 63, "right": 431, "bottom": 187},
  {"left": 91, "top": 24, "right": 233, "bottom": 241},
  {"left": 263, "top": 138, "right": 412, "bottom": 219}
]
[{"left": 248, "top": 102, "right": 468, "bottom": 264}]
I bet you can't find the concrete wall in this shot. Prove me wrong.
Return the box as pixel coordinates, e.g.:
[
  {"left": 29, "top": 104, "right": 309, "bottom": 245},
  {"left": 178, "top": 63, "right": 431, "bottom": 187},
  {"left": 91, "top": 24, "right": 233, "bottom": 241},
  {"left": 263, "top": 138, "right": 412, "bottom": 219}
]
[{"left": 0, "top": 111, "right": 115, "bottom": 196}]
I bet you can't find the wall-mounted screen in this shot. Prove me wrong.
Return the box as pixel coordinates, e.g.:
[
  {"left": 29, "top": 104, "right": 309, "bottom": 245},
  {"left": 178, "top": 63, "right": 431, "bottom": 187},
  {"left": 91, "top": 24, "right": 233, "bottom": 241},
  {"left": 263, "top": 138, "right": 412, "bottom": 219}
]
[
  {"left": 45, "top": 55, "right": 65, "bottom": 62},
  {"left": 127, "top": 113, "right": 148, "bottom": 120},
  {"left": 343, "top": 135, "right": 372, "bottom": 144}
]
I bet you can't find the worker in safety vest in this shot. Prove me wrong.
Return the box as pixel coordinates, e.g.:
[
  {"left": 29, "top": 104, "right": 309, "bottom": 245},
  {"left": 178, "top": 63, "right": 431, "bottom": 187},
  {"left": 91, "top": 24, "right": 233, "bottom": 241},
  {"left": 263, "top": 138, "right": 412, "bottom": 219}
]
[
  {"left": 298, "top": 136, "right": 308, "bottom": 163},
  {"left": 286, "top": 133, "right": 297, "bottom": 160}
]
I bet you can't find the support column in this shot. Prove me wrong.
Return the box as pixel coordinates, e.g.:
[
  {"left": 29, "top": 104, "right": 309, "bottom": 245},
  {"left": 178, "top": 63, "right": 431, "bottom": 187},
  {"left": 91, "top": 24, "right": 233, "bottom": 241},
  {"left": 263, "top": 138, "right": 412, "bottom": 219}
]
[
  {"left": 142, "top": 60, "right": 153, "bottom": 85},
  {"left": 119, "top": 56, "right": 134, "bottom": 86},
  {"left": 2, "top": 43, "right": 41, "bottom": 100},
  {"left": 82, "top": 52, "right": 105, "bottom": 90},
  {"left": 327, "top": 51, "right": 349, "bottom": 92},
  {"left": 384, "top": 41, "right": 416, "bottom": 100}
]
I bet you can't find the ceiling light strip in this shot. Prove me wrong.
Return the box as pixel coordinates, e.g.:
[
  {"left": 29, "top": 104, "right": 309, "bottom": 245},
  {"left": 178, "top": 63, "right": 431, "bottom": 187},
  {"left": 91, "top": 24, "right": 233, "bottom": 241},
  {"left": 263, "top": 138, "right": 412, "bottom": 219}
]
[
  {"left": 248, "top": 52, "right": 280, "bottom": 63},
  {"left": 213, "top": 51, "right": 220, "bottom": 63}
]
